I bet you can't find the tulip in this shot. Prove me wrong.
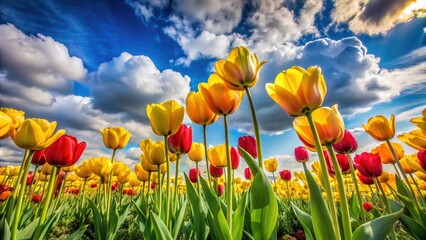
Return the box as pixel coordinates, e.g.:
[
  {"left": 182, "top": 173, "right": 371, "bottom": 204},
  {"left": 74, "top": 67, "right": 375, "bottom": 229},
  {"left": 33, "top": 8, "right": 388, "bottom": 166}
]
[
  {"left": 362, "top": 114, "right": 395, "bottom": 141},
  {"left": 357, "top": 172, "right": 374, "bottom": 185},
  {"left": 146, "top": 141, "right": 166, "bottom": 165},
  {"left": 128, "top": 173, "right": 141, "bottom": 187},
  {"left": 75, "top": 160, "right": 93, "bottom": 179},
  {"left": 293, "top": 105, "right": 345, "bottom": 146},
  {"left": 418, "top": 150, "right": 426, "bottom": 170},
  {"left": 0, "top": 111, "right": 12, "bottom": 139},
  {"left": 217, "top": 184, "right": 225, "bottom": 196},
  {"left": 231, "top": 147, "right": 240, "bottom": 170},
  {"left": 112, "top": 162, "right": 128, "bottom": 176},
  {"left": 117, "top": 169, "right": 131, "bottom": 184},
  {"left": 210, "top": 165, "right": 224, "bottom": 178},
  {"left": 10, "top": 118, "right": 65, "bottom": 150},
  {"left": 207, "top": 144, "right": 228, "bottom": 168},
  {"left": 363, "top": 202, "right": 373, "bottom": 212},
  {"left": 410, "top": 108, "right": 426, "bottom": 132},
  {"left": 111, "top": 182, "right": 119, "bottom": 191},
  {"left": 336, "top": 154, "right": 351, "bottom": 174},
  {"left": 0, "top": 108, "right": 25, "bottom": 139},
  {"left": 372, "top": 142, "right": 404, "bottom": 164},
  {"left": 188, "top": 142, "right": 205, "bottom": 162},
  {"left": 0, "top": 184, "right": 12, "bottom": 201},
  {"left": 214, "top": 46, "right": 266, "bottom": 90},
  {"left": 62, "top": 165, "right": 75, "bottom": 173},
  {"left": 378, "top": 171, "right": 390, "bottom": 183},
  {"left": 398, "top": 129, "right": 426, "bottom": 150},
  {"left": 189, "top": 168, "right": 201, "bottom": 183},
  {"left": 140, "top": 154, "right": 158, "bottom": 172},
  {"left": 134, "top": 163, "right": 149, "bottom": 182},
  {"left": 186, "top": 91, "right": 219, "bottom": 125},
  {"left": 238, "top": 136, "right": 257, "bottom": 159},
  {"left": 199, "top": 73, "right": 244, "bottom": 116},
  {"left": 168, "top": 124, "right": 192, "bottom": 154},
  {"left": 264, "top": 158, "right": 278, "bottom": 172},
  {"left": 31, "top": 149, "right": 46, "bottom": 166},
  {"left": 31, "top": 194, "right": 41, "bottom": 203},
  {"left": 244, "top": 167, "right": 252, "bottom": 180},
  {"left": 88, "top": 157, "right": 113, "bottom": 179},
  {"left": 99, "top": 126, "right": 131, "bottom": 150},
  {"left": 26, "top": 171, "right": 35, "bottom": 185},
  {"left": 44, "top": 135, "right": 86, "bottom": 167},
  {"left": 294, "top": 146, "right": 309, "bottom": 163},
  {"left": 41, "top": 163, "right": 53, "bottom": 175},
  {"left": 353, "top": 152, "right": 383, "bottom": 178},
  {"left": 403, "top": 154, "right": 425, "bottom": 173},
  {"left": 279, "top": 170, "right": 292, "bottom": 181},
  {"left": 91, "top": 183, "right": 98, "bottom": 188},
  {"left": 332, "top": 130, "right": 358, "bottom": 154},
  {"left": 146, "top": 100, "right": 184, "bottom": 136},
  {"left": 266, "top": 66, "right": 326, "bottom": 117}
]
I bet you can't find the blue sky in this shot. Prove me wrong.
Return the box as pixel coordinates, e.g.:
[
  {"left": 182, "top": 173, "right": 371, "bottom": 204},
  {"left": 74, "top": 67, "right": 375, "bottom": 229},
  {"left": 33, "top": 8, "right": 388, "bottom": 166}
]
[{"left": 0, "top": 0, "right": 425, "bottom": 176}]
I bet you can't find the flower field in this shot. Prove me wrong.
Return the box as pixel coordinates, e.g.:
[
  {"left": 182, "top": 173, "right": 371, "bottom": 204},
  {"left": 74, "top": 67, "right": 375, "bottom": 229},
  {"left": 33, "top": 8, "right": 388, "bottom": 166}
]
[{"left": 1, "top": 46, "right": 426, "bottom": 240}]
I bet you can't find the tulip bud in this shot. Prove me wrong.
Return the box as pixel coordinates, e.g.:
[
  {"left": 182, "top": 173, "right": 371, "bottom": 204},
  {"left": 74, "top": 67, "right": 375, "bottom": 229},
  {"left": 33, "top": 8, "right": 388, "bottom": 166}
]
[
  {"left": 238, "top": 136, "right": 258, "bottom": 159},
  {"left": 418, "top": 150, "right": 426, "bottom": 171},
  {"left": 353, "top": 152, "right": 383, "bottom": 178},
  {"left": 264, "top": 158, "right": 278, "bottom": 172},
  {"left": 90, "top": 183, "right": 97, "bottom": 188},
  {"left": 244, "top": 167, "right": 253, "bottom": 180},
  {"left": 44, "top": 135, "right": 86, "bottom": 167},
  {"left": 151, "top": 183, "right": 156, "bottom": 189},
  {"left": 357, "top": 172, "right": 374, "bottom": 185},
  {"left": 189, "top": 168, "right": 201, "bottom": 183},
  {"left": 99, "top": 126, "right": 131, "bottom": 150},
  {"left": 26, "top": 171, "right": 35, "bottom": 185},
  {"left": 210, "top": 165, "right": 224, "bottom": 178},
  {"left": 168, "top": 124, "right": 192, "bottom": 154},
  {"left": 231, "top": 147, "right": 240, "bottom": 170},
  {"left": 332, "top": 130, "right": 358, "bottom": 154},
  {"left": 0, "top": 184, "right": 13, "bottom": 202},
  {"left": 294, "top": 146, "right": 309, "bottom": 163},
  {"left": 111, "top": 182, "right": 119, "bottom": 191},
  {"left": 363, "top": 202, "right": 373, "bottom": 212},
  {"left": 279, "top": 170, "right": 291, "bottom": 181},
  {"left": 217, "top": 184, "right": 225, "bottom": 197},
  {"left": 32, "top": 150, "right": 46, "bottom": 166},
  {"left": 188, "top": 142, "right": 205, "bottom": 162},
  {"left": 31, "top": 194, "right": 42, "bottom": 203},
  {"left": 378, "top": 171, "right": 390, "bottom": 183}
]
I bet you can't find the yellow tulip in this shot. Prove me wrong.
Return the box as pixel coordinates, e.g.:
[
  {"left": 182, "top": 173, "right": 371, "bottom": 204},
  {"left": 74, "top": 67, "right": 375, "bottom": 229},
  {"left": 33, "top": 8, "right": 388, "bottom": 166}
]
[
  {"left": 10, "top": 118, "right": 65, "bottom": 150},
  {"left": 140, "top": 154, "right": 157, "bottom": 172},
  {"left": 75, "top": 160, "right": 93, "bottom": 179},
  {"left": 186, "top": 91, "right": 219, "bottom": 125},
  {"left": 128, "top": 173, "right": 141, "bottom": 187},
  {"left": 41, "top": 163, "right": 53, "bottom": 175},
  {"left": 264, "top": 158, "right": 278, "bottom": 172},
  {"left": 146, "top": 141, "right": 166, "bottom": 165},
  {"left": 293, "top": 105, "right": 345, "bottom": 146},
  {"left": 38, "top": 172, "right": 49, "bottom": 182},
  {"left": 214, "top": 46, "right": 266, "bottom": 90},
  {"left": 0, "top": 108, "right": 25, "bottom": 139},
  {"left": 371, "top": 142, "right": 404, "bottom": 164},
  {"left": 266, "top": 66, "right": 327, "bottom": 117},
  {"left": 410, "top": 108, "right": 426, "bottom": 132},
  {"left": 398, "top": 129, "right": 426, "bottom": 150},
  {"left": 146, "top": 100, "right": 184, "bottom": 136},
  {"left": 416, "top": 171, "right": 426, "bottom": 181},
  {"left": 207, "top": 144, "right": 228, "bottom": 168},
  {"left": 188, "top": 142, "right": 205, "bottom": 162},
  {"left": 117, "top": 169, "right": 131, "bottom": 184},
  {"left": 88, "top": 157, "right": 113, "bottom": 179},
  {"left": 199, "top": 73, "right": 244, "bottom": 115},
  {"left": 67, "top": 174, "right": 78, "bottom": 182},
  {"left": 0, "top": 112, "right": 12, "bottom": 139},
  {"left": 62, "top": 165, "right": 75, "bottom": 173},
  {"left": 378, "top": 171, "right": 390, "bottom": 183},
  {"left": 112, "top": 161, "right": 128, "bottom": 176},
  {"left": 404, "top": 154, "right": 425, "bottom": 173},
  {"left": 99, "top": 126, "right": 131, "bottom": 150},
  {"left": 135, "top": 163, "right": 149, "bottom": 182},
  {"left": 362, "top": 114, "right": 395, "bottom": 141}
]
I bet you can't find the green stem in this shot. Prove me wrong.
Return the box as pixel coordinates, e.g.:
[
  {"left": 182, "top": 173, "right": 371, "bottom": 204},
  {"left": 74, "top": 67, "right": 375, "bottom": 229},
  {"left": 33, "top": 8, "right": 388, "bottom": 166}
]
[
  {"left": 385, "top": 140, "right": 420, "bottom": 210},
  {"left": 346, "top": 153, "right": 365, "bottom": 222},
  {"left": 10, "top": 150, "right": 33, "bottom": 240},
  {"left": 203, "top": 125, "right": 212, "bottom": 187},
  {"left": 157, "top": 165, "right": 162, "bottom": 216},
  {"left": 374, "top": 178, "right": 391, "bottom": 214},
  {"left": 224, "top": 115, "right": 233, "bottom": 232},
  {"left": 52, "top": 171, "right": 67, "bottom": 211},
  {"left": 196, "top": 162, "right": 200, "bottom": 194},
  {"left": 305, "top": 112, "right": 340, "bottom": 238},
  {"left": 409, "top": 173, "right": 424, "bottom": 204},
  {"left": 164, "top": 135, "right": 171, "bottom": 229},
  {"left": 272, "top": 172, "right": 277, "bottom": 193},
  {"left": 106, "top": 149, "right": 116, "bottom": 229},
  {"left": 373, "top": 180, "right": 386, "bottom": 212},
  {"left": 33, "top": 166, "right": 58, "bottom": 240},
  {"left": 244, "top": 86, "right": 263, "bottom": 168},
  {"left": 81, "top": 179, "right": 87, "bottom": 211},
  {"left": 174, "top": 154, "right": 181, "bottom": 205},
  {"left": 11, "top": 150, "right": 29, "bottom": 199},
  {"left": 327, "top": 144, "right": 352, "bottom": 240}
]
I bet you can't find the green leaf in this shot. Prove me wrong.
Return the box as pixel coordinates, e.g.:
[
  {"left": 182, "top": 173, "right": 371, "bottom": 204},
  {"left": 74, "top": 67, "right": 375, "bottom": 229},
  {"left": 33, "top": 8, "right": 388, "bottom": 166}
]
[
  {"left": 144, "top": 213, "right": 154, "bottom": 240},
  {"left": 3, "top": 219, "right": 10, "bottom": 240},
  {"left": 172, "top": 199, "right": 188, "bottom": 240},
  {"left": 303, "top": 168, "right": 336, "bottom": 240},
  {"left": 238, "top": 147, "right": 259, "bottom": 176},
  {"left": 232, "top": 191, "right": 249, "bottom": 240},
  {"left": 399, "top": 214, "right": 426, "bottom": 240},
  {"left": 88, "top": 199, "right": 104, "bottom": 240},
  {"left": 150, "top": 211, "right": 173, "bottom": 240},
  {"left": 17, "top": 217, "right": 39, "bottom": 240},
  {"left": 38, "top": 204, "right": 64, "bottom": 240},
  {"left": 351, "top": 209, "right": 403, "bottom": 240},
  {"left": 199, "top": 176, "right": 232, "bottom": 240},
  {"left": 64, "top": 225, "right": 88, "bottom": 240},
  {"left": 184, "top": 174, "right": 207, "bottom": 240},
  {"left": 395, "top": 176, "right": 420, "bottom": 220},
  {"left": 291, "top": 203, "right": 314, "bottom": 240},
  {"left": 133, "top": 201, "right": 147, "bottom": 233}
]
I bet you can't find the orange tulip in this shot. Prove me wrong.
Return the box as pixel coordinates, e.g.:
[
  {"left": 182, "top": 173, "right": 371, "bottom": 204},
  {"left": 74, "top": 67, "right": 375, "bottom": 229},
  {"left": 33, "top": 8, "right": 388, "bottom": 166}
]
[
  {"left": 371, "top": 142, "right": 404, "bottom": 164},
  {"left": 362, "top": 114, "right": 395, "bottom": 141},
  {"left": 186, "top": 91, "right": 219, "bottom": 125}
]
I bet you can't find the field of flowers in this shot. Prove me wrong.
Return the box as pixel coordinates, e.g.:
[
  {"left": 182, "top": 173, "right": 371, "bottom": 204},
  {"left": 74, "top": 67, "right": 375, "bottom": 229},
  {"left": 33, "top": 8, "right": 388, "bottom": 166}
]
[{"left": 1, "top": 46, "right": 426, "bottom": 240}]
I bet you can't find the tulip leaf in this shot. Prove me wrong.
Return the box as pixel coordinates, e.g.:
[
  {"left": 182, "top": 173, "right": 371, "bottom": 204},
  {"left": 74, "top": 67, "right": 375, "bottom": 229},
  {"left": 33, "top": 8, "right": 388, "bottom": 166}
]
[
  {"left": 133, "top": 201, "right": 147, "bottom": 233},
  {"left": 64, "top": 224, "right": 88, "bottom": 240},
  {"left": 184, "top": 174, "right": 208, "bottom": 240},
  {"left": 144, "top": 214, "right": 154, "bottom": 240},
  {"left": 238, "top": 147, "right": 259, "bottom": 175},
  {"left": 172, "top": 198, "right": 188, "bottom": 240},
  {"left": 351, "top": 209, "right": 403, "bottom": 240},
  {"left": 232, "top": 190, "right": 249, "bottom": 240},
  {"left": 399, "top": 214, "right": 426, "bottom": 240},
  {"left": 199, "top": 176, "right": 232, "bottom": 240},
  {"left": 291, "top": 203, "right": 314, "bottom": 240},
  {"left": 3, "top": 220, "right": 10, "bottom": 240},
  {"left": 89, "top": 199, "right": 105, "bottom": 240},
  {"left": 17, "top": 217, "right": 39, "bottom": 240},
  {"left": 150, "top": 211, "right": 173, "bottom": 240}
]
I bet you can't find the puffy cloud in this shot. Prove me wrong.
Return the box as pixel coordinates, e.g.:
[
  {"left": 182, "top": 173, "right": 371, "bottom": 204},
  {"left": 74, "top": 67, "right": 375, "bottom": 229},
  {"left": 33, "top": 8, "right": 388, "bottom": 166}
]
[
  {"left": 0, "top": 24, "right": 87, "bottom": 95},
  {"left": 89, "top": 52, "right": 191, "bottom": 122},
  {"left": 125, "top": 0, "right": 169, "bottom": 21},
  {"left": 332, "top": 0, "right": 426, "bottom": 35}
]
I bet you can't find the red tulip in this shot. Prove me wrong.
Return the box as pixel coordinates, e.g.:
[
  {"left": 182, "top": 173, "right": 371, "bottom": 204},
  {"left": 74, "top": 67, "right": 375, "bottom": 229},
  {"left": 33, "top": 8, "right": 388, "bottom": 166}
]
[
  {"left": 279, "top": 170, "right": 292, "bottom": 181},
  {"left": 325, "top": 152, "right": 351, "bottom": 175},
  {"left": 244, "top": 167, "right": 252, "bottom": 180},
  {"left": 90, "top": 183, "right": 97, "bottom": 188},
  {"left": 353, "top": 152, "right": 383, "bottom": 177},
  {"left": 32, "top": 149, "right": 46, "bottom": 166},
  {"left": 123, "top": 189, "right": 129, "bottom": 194},
  {"left": 210, "top": 165, "right": 224, "bottom": 178},
  {"left": 294, "top": 146, "right": 309, "bottom": 163},
  {"left": 31, "top": 194, "right": 41, "bottom": 203},
  {"left": 168, "top": 124, "right": 192, "bottom": 154},
  {"left": 418, "top": 150, "right": 426, "bottom": 170},
  {"left": 151, "top": 183, "right": 156, "bottom": 189},
  {"left": 0, "top": 184, "right": 13, "bottom": 202},
  {"left": 217, "top": 184, "right": 224, "bottom": 196},
  {"left": 357, "top": 172, "right": 374, "bottom": 185},
  {"left": 71, "top": 188, "right": 79, "bottom": 195},
  {"left": 363, "top": 202, "right": 373, "bottom": 212},
  {"left": 231, "top": 147, "right": 240, "bottom": 170},
  {"left": 26, "top": 171, "right": 35, "bottom": 185},
  {"left": 44, "top": 135, "right": 86, "bottom": 167},
  {"left": 111, "top": 182, "right": 119, "bottom": 191},
  {"left": 238, "top": 136, "right": 258, "bottom": 158},
  {"left": 189, "top": 168, "right": 201, "bottom": 183},
  {"left": 333, "top": 130, "right": 358, "bottom": 154}
]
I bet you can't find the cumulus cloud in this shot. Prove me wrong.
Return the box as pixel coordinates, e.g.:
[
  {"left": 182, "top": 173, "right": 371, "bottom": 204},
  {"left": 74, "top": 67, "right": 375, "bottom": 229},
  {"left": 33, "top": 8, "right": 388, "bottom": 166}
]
[
  {"left": 89, "top": 52, "right": 191, "bottom": 122},
  {"left": 125, "top": 0, "right": 169, "bottom": 21},
  {"left": 332, "top": 0, "right": 426, "bottom": 35},
  {"left": 0, "top": 24, "right": 87, "bottom": 95}
]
